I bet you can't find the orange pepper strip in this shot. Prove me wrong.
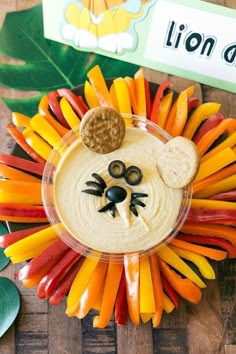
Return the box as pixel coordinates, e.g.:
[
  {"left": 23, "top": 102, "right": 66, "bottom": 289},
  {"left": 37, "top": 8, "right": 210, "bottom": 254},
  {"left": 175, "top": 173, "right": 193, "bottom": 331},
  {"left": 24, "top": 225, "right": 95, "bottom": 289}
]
[
  {"left": 192, "top": 164, "right": 236, "bottom": 194},
  {"left": 12, "top": 112, "right": 31, "bottom": 128},
  {"left": 163, "top": 294, "right": 175, "bottom": 313},
  {"left": 191, "top": 199, "right": 236, "bottom": 211},
  {"left": 156, "top": 91, "right": 173, "bottom": 129},
  {"left": 59, "top": 97, "right": 81, "bottom": 129},
  {"left": 197, "top": 118, "right": 236, "bottom": 157},
  {"left": 75, "top": 261, "right": 108, "bottom": 319},
  {"left": 113, "top": 78, "right": 132, "bottom": 114},
  {"left": 182, "top": 102, "right": 221, "bottom": 139},
  {"left": 181, "top": 222, "right": 236, "bottom": 247},
  {"left": 0, "top": 163, "right": 40, "bottom": 183},
  {"left": 149, "top": 254, "right": 164, "bottom": 328},
  {"left": 10, "top": 239, "right": 56, "bottom": 264},
  {"left": 87, "top": 65, "right": 114, "bottom": 107},
  {"left": 193, "top": 173, "right": 236, "bottom": 198},
  {"left": 30, "top": 114, "right": 62, "bottom": 149},
  {"left": 92, "top": 277, "right": 106, "bottom": 311},
  {"left": 0, "top": 180, "right": 42, "bottom": 205},
  {"left": 201, "top": 130, "right": 236, "bottom": 162},
  {"left": 21, "top": 260, "right": 57, "bottom": 288},
  {"left": 84, "top": 80, "right": 100, "bottom": 108},
  {"left": 195, "top": 147, "right": 236, "bottom": 181},
  {"left": 140, "top": 255, "right": 156, "bottom": 314},
  {"left": 159, "top": 259, "right": 202, "bottom": 304},
  {"left": 124, "top": 253, "right": 140, "bottom": 325},
  {"left": 124, "top": 76, "right": 138, "bottom": 114},
  {"left": 170, "top": 238, "right": 227, "bottom": 261},
  {"left": 93, "top": 258, "right": 123, "bottom": 328},
  {"left": 22, "top": 128, "right": 53, "bottom": 161},
  {"left": 170, "top": 90, "right": 188, "bottom": 137},
  {"left": 109, "top": 83, "right": 119, "bottom": 111},
  {"left": 134, "top": 68, "right": 146, "bottom": 117}
]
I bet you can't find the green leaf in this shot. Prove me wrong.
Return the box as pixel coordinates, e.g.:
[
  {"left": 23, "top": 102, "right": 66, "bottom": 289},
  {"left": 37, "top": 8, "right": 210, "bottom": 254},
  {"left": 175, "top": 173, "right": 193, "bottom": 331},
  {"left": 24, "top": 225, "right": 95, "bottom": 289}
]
[
  {"left": 0, "top": 4, "right": 138, "bottom": 116},
  {"left": 0, "top": 277, "right": 20, "bottom": 337},
  {"left": 0, "top": 224, "right": 10, "bottom": 271}
]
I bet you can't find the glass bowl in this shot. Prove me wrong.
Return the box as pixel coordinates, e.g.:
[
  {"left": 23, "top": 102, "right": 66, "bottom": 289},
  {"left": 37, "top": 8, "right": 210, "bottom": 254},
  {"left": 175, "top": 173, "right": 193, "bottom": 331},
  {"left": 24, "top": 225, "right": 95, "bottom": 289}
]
[{"left": 42, "top": 115, "right": 192, "bottom": 263}]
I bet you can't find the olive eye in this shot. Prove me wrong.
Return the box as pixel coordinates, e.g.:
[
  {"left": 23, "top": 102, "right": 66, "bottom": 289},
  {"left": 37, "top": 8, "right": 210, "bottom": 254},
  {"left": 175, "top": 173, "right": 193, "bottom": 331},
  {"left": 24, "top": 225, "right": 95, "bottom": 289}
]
[
  {"left": 108, "top": 160, "right": 126, "bottom": 178},
  {"left": 124, "top": 166, "right": 143, "bottom": 186}
]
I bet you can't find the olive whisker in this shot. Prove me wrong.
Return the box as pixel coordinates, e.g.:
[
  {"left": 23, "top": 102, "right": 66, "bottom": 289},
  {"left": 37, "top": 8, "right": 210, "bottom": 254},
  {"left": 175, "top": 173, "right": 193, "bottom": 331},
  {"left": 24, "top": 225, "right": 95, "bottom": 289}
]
[
  {"left": 131, "top": 199, "right": 146, "bottom": 208},
  {"left": 82, "top": 189, "right": 103, "bottom": 197}
]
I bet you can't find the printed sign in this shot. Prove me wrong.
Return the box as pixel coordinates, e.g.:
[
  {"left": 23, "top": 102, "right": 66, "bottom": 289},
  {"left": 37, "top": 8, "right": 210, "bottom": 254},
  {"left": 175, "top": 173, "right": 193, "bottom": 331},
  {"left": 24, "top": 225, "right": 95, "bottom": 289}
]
[{"left": 42, "top": 0, "right": 236, "bottom": 92}]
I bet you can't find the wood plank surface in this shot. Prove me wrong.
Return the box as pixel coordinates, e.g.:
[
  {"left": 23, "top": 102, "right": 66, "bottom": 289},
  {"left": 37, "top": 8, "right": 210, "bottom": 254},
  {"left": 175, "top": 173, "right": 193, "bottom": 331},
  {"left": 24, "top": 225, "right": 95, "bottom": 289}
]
[{"left": 0, "top": 1, "right": 235, "bottom": 353}]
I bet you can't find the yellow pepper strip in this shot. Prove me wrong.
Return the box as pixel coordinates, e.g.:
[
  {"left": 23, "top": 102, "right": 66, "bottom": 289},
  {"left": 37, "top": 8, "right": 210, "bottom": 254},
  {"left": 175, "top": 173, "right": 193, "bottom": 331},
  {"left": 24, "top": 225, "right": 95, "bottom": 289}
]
[
  {"left": 182, "top": 102, "right": 221, "bottom": 139},
  {"left": 93, "top": 259, "right": 123, "bottom": 328},
  {"left": 0, "top": 163, "right": 40, "bottom": 183},
  {"left": 124, "top": 253, "right": 140, "bottom": 325},
  {"left": 140, "top": 255, "right": 156, "bottom": 314},
  {"left": 75, "top": 261, "right": 108, "bottom": 319},
  {"left": 109, "top": 83, "right": 119, "bottom": 111},
  {"left": 201, "top": 130, "right": 236, "bottom": 162},
  {"left": 84, "top": 80, "right": 100, "bottom": 108},
  {"left": 169, "top": 245, "right": 215, "bottom": 280},
  {"left": 191, "top": 198, "right": 236, "bottom": 211},
  {"left": 59, "top": 97, "right": 81, "bottom": 129},
  {"left": 140, "top": 313, "right": 153, "bottom": 323},
  {"left": 0, "top": 180, "right": 42, "bottom": 205},
  {"left": 163, "top": 294, "right": 175, "bottom": 313},
  {"left": 195, "top": 147, "right": 236, "bottom": 181},
  {"left": 22, "top": 128, "right": 53, "bottom": 161},
  {"left": 12, "top": 112, "right": 31, "bottom": 128},
  {"left": 30, "top": 113, "right": 62, "bottom": 149},
  {"left": 4, "top": 225, "right": 59, "bottom": 258},
  {"left": 113, "top": 78, "right": 132, "bottom": 114},
  {"left": 149, "top": 254, "right": 164, "bottom": 328},
  {"left": 170, "top": 90, "right": 188, "bottom": 137},
  {"left": 10, "top": 239, "right": 56, "bottom": 264},
  {"left": 157, "top": 245, "right": 206, "bottom": 288},
  {"left": 134, "top": 68, "right": 146, "bottom": 117},
  {"left": 66, "top": 254, "right": 101, "bottom": 316},
  {"left": 87, "top": 65, "right": 114, "bottom": 107},
  {"left": 156, "top": 91, "right": 173, "bottom": 129},
  {"left": 124, "top": 76, "right": 138, "bottom": 114},
  {"left": 193, "top": 173, "right": 236, "bottom": 198}
]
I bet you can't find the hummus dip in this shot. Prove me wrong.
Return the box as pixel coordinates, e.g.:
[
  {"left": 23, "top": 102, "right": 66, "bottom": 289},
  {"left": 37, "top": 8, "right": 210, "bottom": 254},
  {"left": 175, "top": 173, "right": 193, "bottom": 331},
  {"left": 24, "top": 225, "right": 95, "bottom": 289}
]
[{"left": 53, "top": 127, "right": 183, "bottom": 253}]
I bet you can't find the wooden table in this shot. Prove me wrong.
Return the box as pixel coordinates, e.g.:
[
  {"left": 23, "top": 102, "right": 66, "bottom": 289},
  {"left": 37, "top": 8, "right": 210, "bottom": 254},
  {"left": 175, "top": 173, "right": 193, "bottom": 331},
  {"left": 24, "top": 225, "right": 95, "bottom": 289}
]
[{"left": 0, "top": 1, "right": 235, "bottom": 353}]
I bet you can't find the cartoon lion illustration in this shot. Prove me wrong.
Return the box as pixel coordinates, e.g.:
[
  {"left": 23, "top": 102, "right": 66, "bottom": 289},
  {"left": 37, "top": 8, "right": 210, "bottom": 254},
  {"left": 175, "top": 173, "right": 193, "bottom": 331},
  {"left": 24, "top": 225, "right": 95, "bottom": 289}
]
[{"left": 62, "top": 0, "right": 157, "bottom": 53}]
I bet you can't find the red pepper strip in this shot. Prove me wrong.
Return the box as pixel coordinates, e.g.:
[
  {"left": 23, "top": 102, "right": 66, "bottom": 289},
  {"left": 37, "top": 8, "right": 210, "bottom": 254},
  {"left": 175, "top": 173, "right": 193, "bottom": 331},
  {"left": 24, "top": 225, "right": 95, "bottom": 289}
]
[
  {"left": 144, "top": 79, "right": 152, "bottom": 119},
  {"left": 115, "top": 268, "right": 128, "bottom": 326},
  {"left": 16, "top": 238, "right": 70, "bottom": 280},
  {"left": 193, "top": 113, "right": 224, "bottom": 144},
  {"left": 150, "top": 80, "right": 172, "bottom": 123},
  {"left": 37, "top": 248, "right": 82, "bottom": 299},
  {"left": 177, "top": 234, "right": 236, "bottom": 258},
  {"left": 0, "top": 203, "right": 47, "bottom": 223},
  {"left": 161, "top": 274, "right": 179, "bottom": 309},
  {"left": 21, "top": 260, "right": 58, "bottom": 288},
  {"left": 208, "top": 189, "right": 236, "bottom": 201},
  {"left": 124, "top": 253, "right": 140, "bottom": 325},
  {"left": 49, "top": 259, "right": 83, "bottom": 306},
  {"left": 6, "top": 125, "right": 46, "bottom": 164},
  {"left": 0, "top": 224, "right": 49, "bottom": 248},
  {"left": 0, "top": 154, "right": 45, "bottom": 176},
  {"left": 57, "top": 88, "right": 89, "bottom": 119},
  {"left": 187, "top": 97, "right": 200, "bottom": 113},
  {"left": 186, "top": 208, "right": 236, "bottom": 226},
  {"left": 47, "top": 91, "right": 71, "bottom": 129}
]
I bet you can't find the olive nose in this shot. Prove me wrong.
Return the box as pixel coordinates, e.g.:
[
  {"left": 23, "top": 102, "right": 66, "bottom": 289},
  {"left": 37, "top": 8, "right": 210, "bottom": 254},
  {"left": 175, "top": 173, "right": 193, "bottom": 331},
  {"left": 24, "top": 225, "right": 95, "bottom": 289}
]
[{"left": 105, "top": 186, "right": 127, "bottom": 203}]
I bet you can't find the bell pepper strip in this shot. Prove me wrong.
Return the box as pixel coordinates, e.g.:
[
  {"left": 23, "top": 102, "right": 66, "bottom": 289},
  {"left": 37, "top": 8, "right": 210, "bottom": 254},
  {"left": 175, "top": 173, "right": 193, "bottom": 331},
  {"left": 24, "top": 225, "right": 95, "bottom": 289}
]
[
  {"left": 6, "top": 125, "right": 46, "bottom": 164},
  {"left": 186, "top": 208, "right": 236, "bottom": 226},
  {"left": 209, "top": 189, "right": 236, "bottom": 201},
  {"left": 197, "top": 118, "right": 236, "bottom": 157},
  {"left": 149, "top": 254, "right": 164, "bottom": 328},
  {"left": 157, "top": 245, "right": 206, "bottom": 288},
  {"left": 193, "top": 113, "right": 224, "bottom": 144},
  {"left": 10, "top": 239, "right": 56, "bottom": 264},
  {"left": 0, "top": 154, "right": 45, "bottom": 176},
  {"left": 124, "top": 253, "right": 140, "bottom": 325},
  {"left": 169, "top": 244, "right": 215, "bottom": 279},
  {"left": 150, "top": 80, "right": 172, "bottom": 123},
  {"left": 92, "top": 277, "right": 106, "bottom": 311},
  {"left": 66, "top": 254, "right": 101, "bottom": 316},
  {"left": 144, "top": 79, "right": 152, "bottom": 119},
  {"left": 193, "top": 174, "right": 236, "bottom": 199},
  {"left": 4, "top": 225, "right": 59, "bottom": 258},
  {"left": 76, "top": 261, "right": 108, "bottom": 319},
  {"left": 0, "top": 224, "right": 48, "bottom": 248},
  {"left": 87, "top": 65, "right": 114, "bottom": 108},
  {"left": 124, "top": 76, "right": 138, "bottom": 114},
  {"left": 201, "top": 130, "right": 236, "bottom": 163},
  {"left": 21, "top": 259, "right": 58, "bottom": 288},
  {"left": 155, "top": 91, "right": 173, "bottom": 129},
  {"left": 192, "top": 164, "right": 236, "bottom": 194},
  {"left": 59, "top": 97, "right": 81, "bottom": 129},
  {"left": 113, "top": 78, "right": 132, "bottom": 114},
  {"left": 115, "top": 268, "right": 128, "bottom": 326},
  {"left": 163, "top": 293, "right": 175, "bottom": 313},
  {"left": 0, "top": 180, "right": 42, "bottom": 205},
  {"left": 187, "top": 97, "right": 200, "bottom": 113},
  {"left": 0, "top": 163, "right": 40, "bottom": 183},
  {"left": 170, "top": 238, "right": 227, "bottom": 261},
  {"left": 140, "top": 313, "right": 153, "bottom": 323},
  {"left": 195, "top": 147, "right": 236, "bottom": 181},
  {"left": 176, "top": 234, "right": 236, "bottom": 259},
  {"left": 181, "top": 223, "right": 236, "bottom": 247},
  {"left": 164, "top": 98, "right": 177, "bottom": 133},
  {"left": 161, "top": 274, "right": 180, "bottom": 309},
  {"left": 58, "top": 88, "right": 89, "bottom": 118},
  {"left": 134, "top": 68, "right": 146, "bottom": 117},
  {"left": 0, "top": 203, "right": 47, "bottom": 223},
  {"left": 191, "top": 198, "right": 236, "bottom": 211},
  {"left": 12, "top": 112, "right": 31, "bottom": 128},
  {"left": 139, "top": 255, "right": 156, "bottom": 314},
  {"left": 182, "top": 102, "right": 221, "bottom": 140},
  {"left": 37, "top": 248, "right": 82, "bottom": 299},
  {"left": 16, "top": 237, "right": 70, "bottom": 281},
  {"left": 93, "top": 258, "right": 123, "bottom": 328},
  {"left": 47, "top": 91, "right": 71, "bottom": 129},
  {"left": 109, "top": 83, "right": 120, "bottom": 111},
  {"left": 84, "top": 80, "right": 100, "bottom": 109},
  {"left": 22, "top": 128, "right": 53, "bottom": 162},
  {"left": 159, "top": 258, "right": 202, "bottom": 304}
]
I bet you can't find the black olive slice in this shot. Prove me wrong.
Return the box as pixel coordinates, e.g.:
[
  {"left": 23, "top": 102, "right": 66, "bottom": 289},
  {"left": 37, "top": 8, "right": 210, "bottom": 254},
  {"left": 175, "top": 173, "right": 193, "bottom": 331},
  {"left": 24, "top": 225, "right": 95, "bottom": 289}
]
[
  {"left": 130, "top": 204, "right": 138, "bottom": 217},
  {"left": 91, "top": 173, "right": 107, "bottom": 190},
  {"left": 131, "top": 199, "right": 146, "bottom": 208},
  {"left": 85, "top": 181, "right": 104, "bottom": 193},
  {"left": 131, "top": 192, "right": 148, "bottom": 198},
  {"left": 98, "top": 202, "right": 115, "bottom": 213},
  {"left": 124, "top": 166, "right": 143, "bottom": 186},
  {"left": 82, "top": 189, "right": 102, "bottom": 197},
  {"left": 108, "top": 160, "right": 126, "bottom": 178}
]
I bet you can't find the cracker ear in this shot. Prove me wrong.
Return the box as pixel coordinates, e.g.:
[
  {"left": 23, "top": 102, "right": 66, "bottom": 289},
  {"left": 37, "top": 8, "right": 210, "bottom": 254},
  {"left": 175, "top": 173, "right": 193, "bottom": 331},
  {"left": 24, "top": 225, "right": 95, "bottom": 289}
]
[{"left": 156, "top": 136, "right": 200, "bottom": 189}]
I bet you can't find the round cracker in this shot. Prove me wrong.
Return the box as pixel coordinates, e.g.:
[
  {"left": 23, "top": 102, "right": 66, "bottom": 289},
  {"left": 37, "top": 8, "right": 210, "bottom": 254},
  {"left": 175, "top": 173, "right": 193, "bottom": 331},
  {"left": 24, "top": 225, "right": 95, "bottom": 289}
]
[
  {"left": 156, "top": 136, "right": 200, "bottom": 188},
  {"left": 80, "top": 107, "right": 126, "bottom": 154}
]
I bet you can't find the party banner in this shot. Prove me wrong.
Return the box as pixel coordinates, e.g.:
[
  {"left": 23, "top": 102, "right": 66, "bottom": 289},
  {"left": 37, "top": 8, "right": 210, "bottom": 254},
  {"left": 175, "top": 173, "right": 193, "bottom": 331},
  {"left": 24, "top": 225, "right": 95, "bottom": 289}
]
[{"left": 42, "top": 0, "right": 236, "bottom": 93}]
